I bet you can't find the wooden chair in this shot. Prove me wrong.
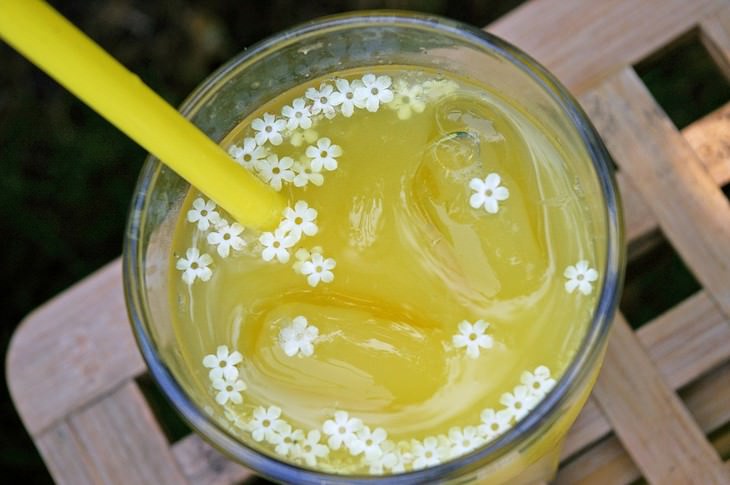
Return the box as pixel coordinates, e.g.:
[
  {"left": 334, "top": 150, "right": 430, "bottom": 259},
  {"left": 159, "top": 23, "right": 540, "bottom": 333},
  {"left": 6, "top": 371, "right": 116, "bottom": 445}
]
[{"left": 8, "top": 0, "right": 730, "bottom": 482}]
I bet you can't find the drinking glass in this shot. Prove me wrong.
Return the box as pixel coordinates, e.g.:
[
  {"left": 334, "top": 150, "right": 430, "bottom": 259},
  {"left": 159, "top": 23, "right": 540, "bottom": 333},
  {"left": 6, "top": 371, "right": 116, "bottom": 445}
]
[{"left": 123, "top": 11, "right": 624, "bottom": 484}]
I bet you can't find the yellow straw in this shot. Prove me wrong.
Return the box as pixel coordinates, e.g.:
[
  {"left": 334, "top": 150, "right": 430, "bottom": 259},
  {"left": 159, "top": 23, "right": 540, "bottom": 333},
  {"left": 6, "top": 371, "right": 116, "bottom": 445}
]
[{"left": 0, "top": 0, "right": 285, "bottom": 229}]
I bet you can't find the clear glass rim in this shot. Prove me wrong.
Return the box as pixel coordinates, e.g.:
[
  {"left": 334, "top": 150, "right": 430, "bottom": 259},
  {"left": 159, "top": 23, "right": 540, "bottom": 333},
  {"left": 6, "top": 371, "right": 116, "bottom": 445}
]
[{"left": 123, "top": 10, "right": 624, "bottom": 483}]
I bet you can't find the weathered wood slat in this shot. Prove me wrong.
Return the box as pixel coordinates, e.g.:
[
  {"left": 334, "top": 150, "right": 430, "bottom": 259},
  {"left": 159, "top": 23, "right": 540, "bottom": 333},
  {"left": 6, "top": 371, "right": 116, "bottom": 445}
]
[
  {"left": 6, "top": 260, "right": 146, "bottom": 436},
  {"left": 555, "top": 436, "right": 637, "bottom": 485},
  {"left": 489, "top": 0, "right": 726, "bottom": 94},
  {"left": 561, "top": 290, "right": 730, "bottom": 460},
  {"left": 582, "top": 67, "right": 730, "bottom": 318},
  {"left": 700, "top": 3, "right": 730, "bottom": 80},
  {"left": 683, "top": 363, "right": 730, "bottom": 436},
  {"left": 637, "top": 291, "right": 730, "bottom": 388},
  {"left": 35, "top": 422, "right": 99, "bottom": 485},
  {"left": 622, "top": 101, "right": 730, "bottom": 244},
  {"left": 683, "top": 103, "right": 730, "bottom": 194},
  {"left": 68, "top": 381, "right": 188, "bottom": 484},
  {"left": 556, "top": 361, "right": 730, "bottom": 484},
  {"left": 590, "top": 315, "right": 729, "bottom": 483},
  {"left": 685, "top": 102, "right": 730, "bottom": 184},
  {"left": 173, "top": 434, "right": 253, "bottom": 485}
]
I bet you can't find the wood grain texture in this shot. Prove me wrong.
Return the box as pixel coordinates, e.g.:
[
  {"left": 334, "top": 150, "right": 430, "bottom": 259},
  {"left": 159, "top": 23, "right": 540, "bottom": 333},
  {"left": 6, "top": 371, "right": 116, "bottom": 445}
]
[
  {"left": 637, "top": 291, "right": 730, "bottom": 388},
  {"left": 560, "top": 290, "right": 730, "bottom": 461},
  {"left": 35, "top": 421, "right": 99, "bottom": 485},
  {"left": 68, "top": 381, "right": 187, "bottom": 484},
  {"left": 6, "top": 260, "right": 146, "bottom": 435},
  {"left": 700, "top": 3, "right": 730, "bottom": 80},
  {"left": 556, "top": 361, "right": 730, "bottom": 484},
  {"left": 488, "top": 0, "right": 726, "bottom": 93},
  {"left": 683, "top": 103, "right": 730, "bottom": 189},
  {"left": 173, "top": 434, "right": 253, "bottom": 485},
  {"left": 591, "top": 315, "right": 729, "bottom": 483},
  {"left": 555, "top": 435, "right": 637, "bottom": 485},
  {"left": 621, "top": 102, "right": 730, "bottom": 244},
  {"left": 582, "top": 67, "right": 730, "bottom": 318},
  {"left": 683, "top": 362, "right": 730, "bottom": 435}
]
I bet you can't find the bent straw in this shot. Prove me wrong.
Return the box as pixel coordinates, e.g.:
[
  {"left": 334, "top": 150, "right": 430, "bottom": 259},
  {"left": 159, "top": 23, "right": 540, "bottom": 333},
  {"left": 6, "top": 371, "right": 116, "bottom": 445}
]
[{"left": 0, "top": 0, "right": 285, "bottom": 229}]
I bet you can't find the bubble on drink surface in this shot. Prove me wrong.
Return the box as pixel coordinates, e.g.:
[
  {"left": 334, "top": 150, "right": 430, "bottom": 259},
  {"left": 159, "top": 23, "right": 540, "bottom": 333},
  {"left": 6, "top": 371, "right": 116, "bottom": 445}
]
[
  {"left": 412, "top": 128, "right": 485, "bottom": 224},
  {"left": 428, "top": 130, "right": 482, "bottom": 182},
  {"left": 435, "top": 95, "right": 505, "bottom": 145}
]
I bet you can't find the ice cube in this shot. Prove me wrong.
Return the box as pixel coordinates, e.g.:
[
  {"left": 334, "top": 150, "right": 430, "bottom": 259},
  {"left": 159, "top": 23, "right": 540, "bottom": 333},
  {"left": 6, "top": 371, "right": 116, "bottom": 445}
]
[{"left": 410, "top": 110, "right": 547, "bottom": 299}]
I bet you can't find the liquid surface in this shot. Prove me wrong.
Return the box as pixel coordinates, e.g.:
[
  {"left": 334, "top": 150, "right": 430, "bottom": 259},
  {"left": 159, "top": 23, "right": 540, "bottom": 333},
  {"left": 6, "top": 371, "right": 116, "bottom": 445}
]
[{"left": 169, "top": 67, "right": 601, "bottom": 474}]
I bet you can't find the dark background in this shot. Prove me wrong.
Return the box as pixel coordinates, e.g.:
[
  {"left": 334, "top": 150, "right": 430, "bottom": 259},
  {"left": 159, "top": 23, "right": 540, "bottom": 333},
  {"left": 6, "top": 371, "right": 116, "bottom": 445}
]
[{"left": 1, "top": 0, "right": 727, "bottom": 482}]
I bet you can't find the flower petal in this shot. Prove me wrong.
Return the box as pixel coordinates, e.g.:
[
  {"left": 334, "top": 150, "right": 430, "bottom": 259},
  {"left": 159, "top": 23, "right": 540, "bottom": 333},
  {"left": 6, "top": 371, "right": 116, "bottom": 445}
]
[
  {"left": 452, "top": 334, "right": 468, "bottom": 348},
  {"left": 565, "top": 279, "right": 579, "bottom": 293},
  {"left": 202, "top": 355, "right": 218, "bottom": 369},
  {"left": 493, "top": 186, "right": 510, "bottom": 201},
  {"left": 215, "top": 391, "right": 229, "bottom": 405},
  {"left": 485, "top": 173, "right": 501, "bottom": 188},
  {"left": 483, "top": 198, "right": 499, "bottom": 214},
  {"left": 469, "top": 193, "right": 484, "bottom": 209}
]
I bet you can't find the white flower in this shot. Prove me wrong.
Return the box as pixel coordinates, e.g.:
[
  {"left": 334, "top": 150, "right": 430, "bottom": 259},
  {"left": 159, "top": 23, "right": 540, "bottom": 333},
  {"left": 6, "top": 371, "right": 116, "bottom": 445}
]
[
  {"left": 292, "top": 247, "right": 317, "bottom": 274},
  {"left": 469, "top": 174, "right": 510, "bottom": 214},
  {"left": 500, "top": 385, "right": 539, "bottom": 423},
  {"left": 390, "top": 80, "right": 426, "bottom": 120},
  {"left": 224, "top": 408, "right": 246, "bottom": 430},
  {"left": 281, "top": 200, "right": 318, "bottom": 238},
  {"left": 452, "top": 319, "right": 493, "bottom": 358},
  {"left": 293, "top": 158, "right": 325, "bottom": 187},
  {"left": 252, "top": 112, "right": 287, "bottom": 146},
  {"left": 186, "top": 197, "right": 221, "bottom": 231},
  {"left": 354, "top": 74, "right": 394, "bottom": 112},
  {"left": 422, "top": 79, "right": 458, "bottom": 100},
  {"left": 333, "top": 78, "right": 363, "bottom": 117},
  {"left": 202, "top": 345, "right": 243, "bottom": 381},
  {"left": 411, "top": 436, "right": 447, "bottom": 470},
  {"left": 259, "top": 227, "right": 298, "bottom": 263},
  {"left": 207, "top": 222, "right": 245, "bottom": 257},
  {"left": 376, "top": 441, "right": 411, "bottom": 473},
  {"left": 564, "top": 260, "right": 599, "bottom": 295},
  {"left": 363, "top": 440, "right": 400, "bottom": 474},
  {"left": 521, "top": 365, "right": 556, "bottom": 399},
  {"left": 279, "top": 316, "right": 319, "bottom": 357},
  {"left": 211, "top": 376, "right": 246, "bottom": 405},
  {"left": 348, "top": 426, "right": 387, "bottom": 459},
  {"left": 249, "top": 406, "right": 285, "bottom": 444},
  {"left": 257, "top": 154, "right": 295, "bottom": 191},
  {"left": 478, "top": 408, "right": 512, "bottom": 442},
  {"left": 300, "top": 252, "right": 336, "bottom": 287},
  {"left": 228, "top": 137, "right": 267, "bottom": 171},
  {"left": 290, "top": 128, "right": 320, "bottom": 147},
  {"left": 293, "top": 430, "right": 330, "bottom": 466},
  {"left": 322, "top": 410, "right": 363, "bottom": 450},
  {"left": 273, "top": 423, "right": 304, "bottom": 457},
  {"left": 305, "top": 137, "right": 342, "bottom": 172},
  {"left": 447, "top": 426, "right": 483, "bottom": 458},
  {"left": 176, "top": 248, "right": 213, "bottom": 284},
  {"left": 281, "top": 97, "right": 313, "bottom": 130},
  {"left": 305, "top": 83, "right": 343, "bottom": 119}
]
